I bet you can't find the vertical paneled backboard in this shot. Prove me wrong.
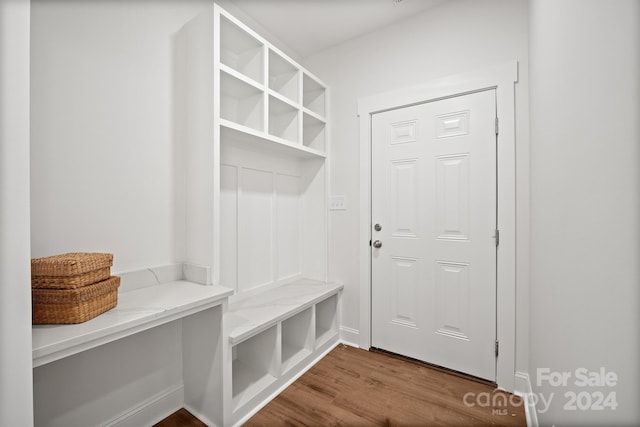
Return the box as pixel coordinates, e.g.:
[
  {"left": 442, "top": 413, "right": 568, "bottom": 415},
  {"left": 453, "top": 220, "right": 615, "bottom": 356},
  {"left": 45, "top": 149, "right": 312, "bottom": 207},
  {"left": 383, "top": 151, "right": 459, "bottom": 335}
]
[
  {"left": 220, "top": 140, "right": 323, "bottom": 297},
  {"left": 221, "top": 164, "right": 239, "bottom": 289},
  {"left": 276, "top": 173, "right": 301, "bottom": 281},
  {"left": 238, "top": 168, "right": 274, "bottom": 293}
]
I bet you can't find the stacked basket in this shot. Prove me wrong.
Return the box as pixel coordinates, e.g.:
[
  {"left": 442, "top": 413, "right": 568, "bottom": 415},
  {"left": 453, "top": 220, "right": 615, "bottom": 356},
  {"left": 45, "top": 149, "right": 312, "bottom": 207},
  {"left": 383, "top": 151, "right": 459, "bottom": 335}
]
[{"left": 31, "top": 253, "right": 120, "bottom": 324}]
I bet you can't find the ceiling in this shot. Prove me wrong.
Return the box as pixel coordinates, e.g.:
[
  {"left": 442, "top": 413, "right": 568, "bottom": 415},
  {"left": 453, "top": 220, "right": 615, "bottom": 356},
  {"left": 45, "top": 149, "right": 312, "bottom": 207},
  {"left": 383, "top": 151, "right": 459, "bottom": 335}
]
[{"left": 228, "top": 0, "right": 446, "bottom": 59}]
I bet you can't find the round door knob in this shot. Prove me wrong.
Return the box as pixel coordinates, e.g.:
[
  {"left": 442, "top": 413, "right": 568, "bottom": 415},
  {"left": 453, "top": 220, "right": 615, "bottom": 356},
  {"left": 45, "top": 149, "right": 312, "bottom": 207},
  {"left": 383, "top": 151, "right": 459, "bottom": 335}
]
[{"left": 373, "top": 240, "right": 383, "bottom": 248}]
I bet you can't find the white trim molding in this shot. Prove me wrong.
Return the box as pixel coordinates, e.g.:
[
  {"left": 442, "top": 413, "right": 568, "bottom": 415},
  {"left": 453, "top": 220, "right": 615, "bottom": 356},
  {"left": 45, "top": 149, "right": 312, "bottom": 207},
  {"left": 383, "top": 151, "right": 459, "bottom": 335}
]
[
  {"left": 104, "top": 384, "right": 184, "bottom": 427},
  {"left": 357, "top": 61, "right": 519, "bottom": 391},
  {"left": 339, "top": 326, "right": 360, "bottom": 348},
  {"left": 515, "top": 372, "right": 539, "bottom": 427}
]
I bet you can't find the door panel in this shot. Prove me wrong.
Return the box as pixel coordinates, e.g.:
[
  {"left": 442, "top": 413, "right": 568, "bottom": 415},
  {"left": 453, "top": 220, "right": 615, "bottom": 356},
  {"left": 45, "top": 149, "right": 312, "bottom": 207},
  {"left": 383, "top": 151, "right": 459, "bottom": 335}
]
[
  {"left": 435, "top": 260, "right": 470, "bottom": 340},
  {"left": 436, "top": 154, "right": 470, "bottom": 240},
  {"left": 390, "top": 256, "right": 419, "bottom": 328},
  {"left": 371, "top": 90, "right": 497, "bottom": 381},
  {"left": 390, "top": 159, "right": 418, "bottom": 237}
]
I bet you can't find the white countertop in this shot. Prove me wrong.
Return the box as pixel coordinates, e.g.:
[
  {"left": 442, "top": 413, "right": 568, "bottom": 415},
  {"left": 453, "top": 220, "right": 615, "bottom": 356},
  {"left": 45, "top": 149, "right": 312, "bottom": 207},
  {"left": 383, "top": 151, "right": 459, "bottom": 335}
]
[
  {"left": 225, "top": 279, "right": 343, "bottom": 345},
  {"left": 33, "top": 280, "right": 233, "bottom": 367}
]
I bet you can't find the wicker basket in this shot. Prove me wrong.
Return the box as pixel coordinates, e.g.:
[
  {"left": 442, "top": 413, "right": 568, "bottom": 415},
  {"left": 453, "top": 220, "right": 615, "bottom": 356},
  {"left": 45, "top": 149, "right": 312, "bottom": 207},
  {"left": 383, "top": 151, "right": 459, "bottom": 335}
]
[
  {"left": 32, "top": 276, "right": 120, "bottom": 324},
  {"left": 31, "top": 253, "right": 113, "bottom": 289}
]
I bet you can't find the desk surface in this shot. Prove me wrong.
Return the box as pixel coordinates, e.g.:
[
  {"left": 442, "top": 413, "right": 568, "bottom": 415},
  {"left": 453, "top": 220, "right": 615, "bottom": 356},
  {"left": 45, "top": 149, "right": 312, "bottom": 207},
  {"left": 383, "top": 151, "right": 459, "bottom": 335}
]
[{"left": 33, "top": 280, "right": 233, "bottom": 367}]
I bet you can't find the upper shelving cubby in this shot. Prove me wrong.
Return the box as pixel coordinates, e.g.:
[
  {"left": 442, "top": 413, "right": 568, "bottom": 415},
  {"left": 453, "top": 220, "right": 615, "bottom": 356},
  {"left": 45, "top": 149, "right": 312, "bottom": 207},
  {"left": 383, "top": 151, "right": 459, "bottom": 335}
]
[
  {"left": 215, "top": 5, "right": 328, "bottom": 159},
  {"left": 269, "top": 95, "right": 299, "bottom": 144},
  {"left": 303, "top": 112, "right": 325, "bottom": 153},
  {"left": 269, "top": 50, "right": 299, "bottom": 104},
  {"left": 303, "top": 73, "right": 326, "bottom": 118},
  {"left": 221, "top": 70, "right": 264, "bottom": 132},
  {"left": 220, "top": 15, "right": 264, "bottom": 84}
]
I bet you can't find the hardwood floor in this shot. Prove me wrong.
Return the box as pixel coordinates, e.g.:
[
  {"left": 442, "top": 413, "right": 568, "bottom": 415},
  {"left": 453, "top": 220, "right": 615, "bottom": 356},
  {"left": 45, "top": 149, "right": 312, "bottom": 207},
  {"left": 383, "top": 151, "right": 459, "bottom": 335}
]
[
  {"left": 157, "top": 344, "right": 526, "bottom": 426},
  {"left": 153, "top": 408, "right": 206, "bottom": 427}
]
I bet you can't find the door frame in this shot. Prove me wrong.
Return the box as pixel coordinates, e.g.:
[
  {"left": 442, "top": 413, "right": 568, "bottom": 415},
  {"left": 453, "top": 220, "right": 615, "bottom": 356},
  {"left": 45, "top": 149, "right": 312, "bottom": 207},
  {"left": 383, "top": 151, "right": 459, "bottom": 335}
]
[{"left": 357, "top": 61, "right": 518, "bottom": 391}]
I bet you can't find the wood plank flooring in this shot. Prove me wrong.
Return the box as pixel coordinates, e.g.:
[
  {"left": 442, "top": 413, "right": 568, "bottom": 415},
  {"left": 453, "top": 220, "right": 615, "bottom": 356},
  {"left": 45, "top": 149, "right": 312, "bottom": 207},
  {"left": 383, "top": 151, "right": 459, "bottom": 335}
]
[
  {"left": 156, "top": 344, "right": 526, "bottom": 426},
  {"left": 153, "top": 408, "right": 206, "bottom": 427}
]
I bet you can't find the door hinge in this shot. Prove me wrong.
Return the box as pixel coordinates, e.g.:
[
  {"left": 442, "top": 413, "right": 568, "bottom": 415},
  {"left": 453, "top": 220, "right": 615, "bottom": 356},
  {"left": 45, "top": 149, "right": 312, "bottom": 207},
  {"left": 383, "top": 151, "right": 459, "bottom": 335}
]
[
  {"left": 494, "top": 229, "right": 500, "bottom": 247},
  {"left": 495, "top": 340, "right": 499, "bottom": 357},
  {"left": 495, "top": 116, "right": 499, "bottom": 136}
]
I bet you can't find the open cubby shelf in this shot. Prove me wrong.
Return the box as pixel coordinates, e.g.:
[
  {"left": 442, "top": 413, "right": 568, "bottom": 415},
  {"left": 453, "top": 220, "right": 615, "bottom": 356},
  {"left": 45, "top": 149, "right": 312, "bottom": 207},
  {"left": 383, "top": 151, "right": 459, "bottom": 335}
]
[
  {"left": 303, "top": 111, "right": 326, "bottom": 152},
  {"left": 316, "top": 294, "right": 338, "bottom": 348},
  {"left": 232, "top": 360, "right": 277, "bottom": 410},
  {"left": 218, "top": 9, "right": 327, "bottom": 158},
  {"left": 220, "top": 69, "right": 264, "bottom": 132},
  {"left": 231, "top": 325, "right": 278, "bottom": 411},
  {"left": 227, "top": 280, "right": 342, "bottom": 419},
  {"left": 269, "top": 95, "right": 299, "bottom": 143},
  {"left": 303, "top": 73, "right": 326, "bottom": 118},
  {"left": 269, "top": 49, "right": 299, "bottom": 104},
  {"left": 220, "top": 14, "right": 264, "bottom": 84},
  {"left": 281, "top": 308, "right": 313, "bottom": 374}
]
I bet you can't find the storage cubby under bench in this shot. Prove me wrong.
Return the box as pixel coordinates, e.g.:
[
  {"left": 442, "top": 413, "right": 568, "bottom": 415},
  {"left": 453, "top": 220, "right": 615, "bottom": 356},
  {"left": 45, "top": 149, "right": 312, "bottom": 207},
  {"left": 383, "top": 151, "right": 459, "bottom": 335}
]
[{"left": 224, "top": 279, "right": 343, "bottom": 426}]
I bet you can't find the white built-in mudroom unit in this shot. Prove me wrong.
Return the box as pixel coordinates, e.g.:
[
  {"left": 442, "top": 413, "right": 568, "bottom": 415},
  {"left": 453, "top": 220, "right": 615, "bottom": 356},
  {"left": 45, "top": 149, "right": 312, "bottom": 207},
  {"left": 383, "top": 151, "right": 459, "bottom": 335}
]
[
  {"left": 30, "top": 4, "right": 342, "bottom": 427},
  {"left": 2, "top": 1, "right": 639, "bottom": 427}
]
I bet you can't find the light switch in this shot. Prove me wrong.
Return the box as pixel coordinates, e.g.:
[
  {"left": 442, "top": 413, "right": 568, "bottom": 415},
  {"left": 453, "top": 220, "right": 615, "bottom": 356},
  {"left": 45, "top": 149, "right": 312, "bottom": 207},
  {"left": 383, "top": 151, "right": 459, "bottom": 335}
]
[{"left": 329, "top": 196, "right": 347, "bottom": 210}]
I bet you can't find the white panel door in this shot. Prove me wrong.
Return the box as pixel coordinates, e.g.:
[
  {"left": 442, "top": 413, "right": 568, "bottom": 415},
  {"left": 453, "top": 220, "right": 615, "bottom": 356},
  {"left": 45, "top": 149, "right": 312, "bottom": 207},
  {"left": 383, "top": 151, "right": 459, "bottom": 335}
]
[{"left": 371, "top": 90, "right": 497, "bottom": 381}]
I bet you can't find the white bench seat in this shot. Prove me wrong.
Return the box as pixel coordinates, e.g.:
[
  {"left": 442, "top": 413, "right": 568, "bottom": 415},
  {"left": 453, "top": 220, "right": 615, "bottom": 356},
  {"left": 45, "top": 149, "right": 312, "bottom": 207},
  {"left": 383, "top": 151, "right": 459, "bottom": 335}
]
[{"left": 225, "top": 279, "right": 343, "bottom": 345}]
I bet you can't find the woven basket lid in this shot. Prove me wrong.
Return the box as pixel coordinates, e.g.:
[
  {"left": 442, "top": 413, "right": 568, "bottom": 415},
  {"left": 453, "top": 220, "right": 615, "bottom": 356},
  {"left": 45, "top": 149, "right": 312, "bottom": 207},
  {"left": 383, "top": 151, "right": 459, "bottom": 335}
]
[{"left": 31, "top": 252, "right": 113, "bottom": 277}]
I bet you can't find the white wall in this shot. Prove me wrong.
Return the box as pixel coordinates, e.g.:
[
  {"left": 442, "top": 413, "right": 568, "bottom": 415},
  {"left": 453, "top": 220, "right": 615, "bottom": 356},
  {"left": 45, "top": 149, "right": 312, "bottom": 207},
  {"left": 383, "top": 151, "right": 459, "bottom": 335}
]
[
  {"left": 529, "top": 0, "right": 640, "bottom": 425},
  {"left": 29, "top": 2, "right": 212, "bottom": 425},
  {"left": 304, "top": 0, "right": 530, "bottom": 373},
  {"left": 30, "top": 0, "right": 212, "bottom": 273},
  {"left": 0, "top": 0, "right": 33, "bottom": 425}
]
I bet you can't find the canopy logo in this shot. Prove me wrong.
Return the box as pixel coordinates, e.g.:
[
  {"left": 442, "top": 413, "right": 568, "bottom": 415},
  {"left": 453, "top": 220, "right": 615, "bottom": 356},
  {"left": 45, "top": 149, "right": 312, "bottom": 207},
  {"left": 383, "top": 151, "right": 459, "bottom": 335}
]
[{"left": 462, "top": 367, "right": 618, "bottom": 416}]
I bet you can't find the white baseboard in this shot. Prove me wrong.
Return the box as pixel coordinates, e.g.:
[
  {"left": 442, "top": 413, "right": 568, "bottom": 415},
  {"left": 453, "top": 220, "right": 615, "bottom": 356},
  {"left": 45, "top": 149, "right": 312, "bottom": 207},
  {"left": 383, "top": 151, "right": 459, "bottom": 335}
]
[
  {"left": 183, "top": 403, "right": 219, "bottom": 427},
  {"left": 103, "top": 384, "right": 184, "bottom": 427},
  {"left": 339, "top": 326, "right": 360, "bottom": 347},
  {"left": 514, "top": 371, "right": 538, "bottom": 427},
  {"left": 514, "top": 371, "right": 530, "bottom": 396}
]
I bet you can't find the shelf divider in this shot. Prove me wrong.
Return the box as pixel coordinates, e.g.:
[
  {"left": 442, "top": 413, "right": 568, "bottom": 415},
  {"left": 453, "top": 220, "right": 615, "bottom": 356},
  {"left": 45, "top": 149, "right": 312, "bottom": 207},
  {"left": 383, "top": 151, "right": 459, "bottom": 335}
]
[{"left": 221, "top": 119, "right": 326, "bottom": 159}]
